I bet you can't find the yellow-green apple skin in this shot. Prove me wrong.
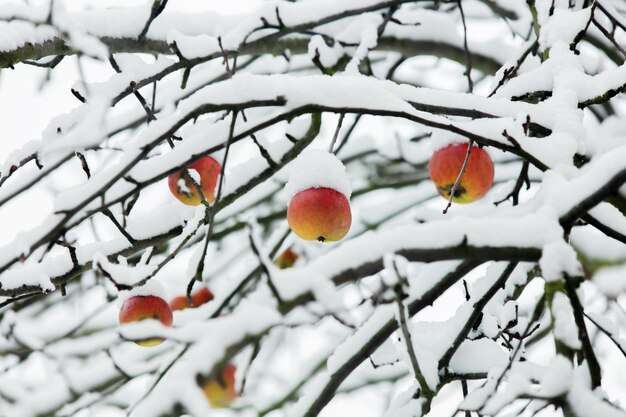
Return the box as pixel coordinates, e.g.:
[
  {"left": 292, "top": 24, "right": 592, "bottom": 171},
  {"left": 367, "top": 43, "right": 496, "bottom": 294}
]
[
  {"left": 274, "top": 248, "right": 299, "bottom": 269},
  {"left": 170, "top": 288, "right": 214, "bottom": 311},
  {"left": 168, "top": 156, "right": 221, "bottom": 205},
  {"left": 119, "top": 295, "right": 173, "bottom": 347},
  {"left": 203, "top": 364, "right": 238, "bottom": 408},
  {"left": 287, "top": 187, "right": 351, "bottom": 242},
  {"left": 428, "top": 143, "right": 494, "bottom": 203}
]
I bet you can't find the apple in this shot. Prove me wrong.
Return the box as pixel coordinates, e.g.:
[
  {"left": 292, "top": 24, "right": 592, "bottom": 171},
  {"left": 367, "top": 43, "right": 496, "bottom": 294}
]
[
  {"left": 191, "top": 287, "right": 214, "bottom": 307},
  {"left": 118, "top": 295, "right": 173, "bottom": 347},
  {"left": 287, "top": 187, "right": 351, "bottom": 242},
  {"left": 168, "top": 156, "right": 221, "bottom": 206},
  {"left": 202, "top": 364, "right": 238, "bottom": 408},
  {"left": 274, "top": 247, "right": 299, "bottom": 269},
  {"left": 170, "top": 287, "right": 215, "bottom": 311},
  {"left": 428, "top": 143, "right": 494, "bottom": 203}
]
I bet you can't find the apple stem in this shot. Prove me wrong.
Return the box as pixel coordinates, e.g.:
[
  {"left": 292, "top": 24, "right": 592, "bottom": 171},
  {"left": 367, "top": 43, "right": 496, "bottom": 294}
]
[{"left": 443, "top": 140, "right": 474, "bottom": 214}]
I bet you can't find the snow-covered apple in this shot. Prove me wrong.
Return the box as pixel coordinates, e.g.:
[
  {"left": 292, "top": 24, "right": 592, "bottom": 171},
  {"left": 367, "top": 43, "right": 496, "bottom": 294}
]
[
  {"left": 287, "top": 187, "right": 351, "bottom": 241},
  {"left": 429, "top": 142, "right": 494, "bottom": 203},
  {"left": 170, "top": 287, "right": 214, "bottom": 311},
  {"left": 274, "top": 247, "right": 299, "bottom": 269},
  {"left": 285, "top": 150, "right": 352, "bottom": 242},
  {"left": 202, "top": 364, "right": 238, "bottom": 408},
  {"left": 119, "top": 295, "right": 173, "bottom": 347},
  {"left": 168, "top": 156, "right": 221, "bottom": 205}
]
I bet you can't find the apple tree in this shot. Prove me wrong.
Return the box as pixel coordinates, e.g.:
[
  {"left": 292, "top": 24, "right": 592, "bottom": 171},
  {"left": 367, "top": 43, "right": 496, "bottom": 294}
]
[{"left": 0, "top": 1, "right": 625, "bottom": 416}]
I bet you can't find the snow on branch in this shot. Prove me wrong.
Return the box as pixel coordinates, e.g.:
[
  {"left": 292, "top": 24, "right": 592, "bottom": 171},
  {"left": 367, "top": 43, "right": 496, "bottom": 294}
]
[{"left": 1, "top": 1, "right": 625, "bottom": 417}]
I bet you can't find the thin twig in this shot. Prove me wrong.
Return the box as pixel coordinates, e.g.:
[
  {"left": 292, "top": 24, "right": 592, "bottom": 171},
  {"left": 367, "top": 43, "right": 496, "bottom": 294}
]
[
  {"left": 583, "top": 311, "right": 626, "bottom": 358},
  {"left": 0, "top": 293, "right": 39, "bottom": 310},
  {"left": 438, "top": 262, "right": 517, "bottom": 372},
  {"left": 102, "top": 208, "right": 136, "bottom": 244},
  {"left": 570, "top": 0, "right": 597, "bottom": 52},
  {"left": 187, "top": 111, "right": 238, "bottom": 298},
  {"left": 461, "top": 380, "right": 471, "bottom": 417},
  {"left": 443, "top": 141, "right": 474, "bottom": 214},
  {"left": 329, "top": 113, "right": 346, "bottom": 153},
  {"left": 139, "top": 0, "right": 168, "bottom": 39},
  {"left": 239, "top": 341, "right": 261, "bottom": 395},
  {"left": 563, "top": 275, "right": 602, "bottom": 388},
  {"left": 151, "top": 80, "right": 157, "bottom": 114},
  {"left": 592, "top": 17, "right": 626, "bottom": 57},
  {"left": 105, "top": 348, "right": 132, "bottom": 380},
  {"left": 392, "top": 258, "right": 433, "bottom": 403},
  {"left": 488, "top": 41, "right": 537, "bottom": 97},
  {"left": 127, "top": 344, "right": 190, "bottom": 415},
  {"left": 250, "top": 134, "right": 277, "bottom": 168},
  {"left": 96, "top": 262, "right": 132, "bottom": 291},
  {"left": 247, "top": 223, "right": 283, "bottom": 304},
  {"left": 457, "top": 0, "right": 474, "bottom": 93},
  {"left": 217, "top": 36, "right": 233, "bottom": 77},
  {"left": 74, "top": 152, "right": 91, "bottom": 179},
  {"left": 395, "top": 289, "right": 433, "bottom": 405},
  {"left": 333, "top": 114, "right": 362, "bottom": 155},
  {"left": 494, "top": 161, "right": 530, "bottom": 206}
]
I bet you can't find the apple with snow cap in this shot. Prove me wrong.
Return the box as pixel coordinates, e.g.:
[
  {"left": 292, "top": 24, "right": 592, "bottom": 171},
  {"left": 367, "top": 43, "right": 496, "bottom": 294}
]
[
  {"left": 170, "top": 287, "right": 214, "bottom": 311},
  {"left": 118, "top": 282, "right": 173, "bottom": 347},
  {"left": 168, "top": 156, "right": 221, "bottom": 206},
  {"left": 429, "top": 142, "right": 494, "bottom": 203},
  {"left": 285, "top": 150, "right": 352, "bottom": 242},
  {"left": 202, "top": 364, "right": 238, "bottom": 408}
]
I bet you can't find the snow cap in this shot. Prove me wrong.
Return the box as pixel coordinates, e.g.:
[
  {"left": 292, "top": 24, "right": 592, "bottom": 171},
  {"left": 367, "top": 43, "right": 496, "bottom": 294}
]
[
  {"left": 429, "top": 132, "right": 468, "bottom": 152},
  {"left": 284, "top": 150, "right": 351, "bottom": 200},
  {"left": 117, "top": 280, "right": 167, "bottom": 307}
]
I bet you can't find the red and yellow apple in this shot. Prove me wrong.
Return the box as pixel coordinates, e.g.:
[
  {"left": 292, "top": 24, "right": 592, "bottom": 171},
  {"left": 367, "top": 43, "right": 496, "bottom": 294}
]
[
  {"left": 274, "top": 247, "right": 299, "bottom": 269},
  {"left": 119, "top": 295, "right": 173, "bottom": 347},
  {"left": 428, "top": 143, "right": 494, "bottom": 203},
  {"left": 170, "top": 287, "right": 214, "bottom": 311},
  {"left": 168, "top": 156, "right": 221, "bottom": 206},
  {"left": 287, "top": 187, "right": 351, "bottom": 242},
  {"left": 203, "top": 364, "right": 238, "bottom": 408}
]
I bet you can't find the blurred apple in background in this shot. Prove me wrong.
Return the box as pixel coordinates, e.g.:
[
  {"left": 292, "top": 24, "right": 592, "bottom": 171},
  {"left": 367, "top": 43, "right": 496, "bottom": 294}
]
[
  {"left": 274, "top": 247, "right": 299, "bottom": 269},
  {"left": 170, "top": 287, "right": 215, "bottom": 311},
  {"left": 202, "top": 364, "right": 238, "bottom": 408}
]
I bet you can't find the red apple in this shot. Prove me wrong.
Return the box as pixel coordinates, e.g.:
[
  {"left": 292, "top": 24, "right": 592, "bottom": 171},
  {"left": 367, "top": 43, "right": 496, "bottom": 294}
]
[
  {"left": 119, "top": 295, "right": 173, "bottom": 347},
  {"left": 191, "top": 287, "right": 214, "bottom": 307},
  {"left": 428, "top": 143, "right": 494, "bottom": 203},
  {"left": 287, "top": 187, "right": 351, "bottom": 242},
  {"left": 169, "top": 295, "right": 190, "bottom": 312},
  {"left": 170, "top": 287, "right": 215, "bottom": 311},
  {"left": 203, "top": 364, "right": 238, "bottom": 408},
  {"left": 274, "top": 247, "right": 299, "bottom": 269},
  {"left": 168, "top": 156, "right": 221, "bottom": 206}
]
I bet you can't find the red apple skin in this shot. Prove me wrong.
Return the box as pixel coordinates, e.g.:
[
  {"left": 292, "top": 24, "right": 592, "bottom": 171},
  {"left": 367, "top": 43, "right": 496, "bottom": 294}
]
[
  {"left": 191, "top": 287, "right": 214, "bottom": 307},
  {"left": 274, "top": 248, "right": 299, "bottom": 269},
  {"left": 203, "top": 364, "right": 238, "bottom": 408},
  {"left": 170, "top": 288, "right": 214, "bottom": 311},
  {"left": 428, "top": 143, "right": 494, "bottom": 203},
  {"left": 169, "top": 295, "right": 190, "bottom": 312},
  {"left": 119, "top": 295, "right": 173, "bottom": 347},
  {"left": 168, "top": 156, "right": 221, "bottom": 206},
  {"left": 287, "top": 187, "right": 351, "bottom": 242}
]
